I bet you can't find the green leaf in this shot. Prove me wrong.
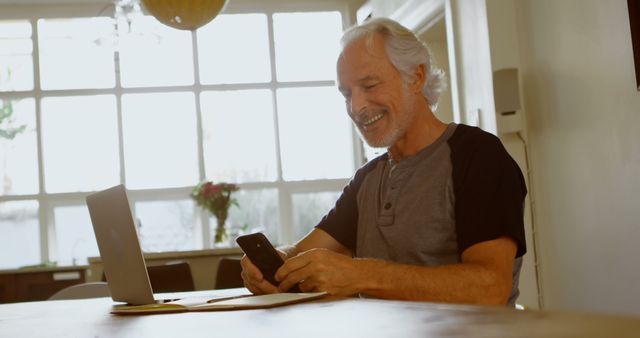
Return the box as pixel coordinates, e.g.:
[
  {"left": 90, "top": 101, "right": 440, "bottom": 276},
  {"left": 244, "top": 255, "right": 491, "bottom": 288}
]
[
  {"left": 0, "top": 124, "right": 26, "bottom": 140},
  {"left": 0, "top": 101, "right": 26, "bottom": 140},
  {"left": 0, "top": 101, "right": 12, "bottom": 121}
]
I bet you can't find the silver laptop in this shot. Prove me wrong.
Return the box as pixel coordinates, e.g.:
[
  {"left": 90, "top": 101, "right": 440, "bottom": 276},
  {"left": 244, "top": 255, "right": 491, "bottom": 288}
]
[
  {"left": 87, "top": 184, "right": 325, "bottom": 311},
  {"left": 86, "top": 184, "right": 168, "bottom": 305}
]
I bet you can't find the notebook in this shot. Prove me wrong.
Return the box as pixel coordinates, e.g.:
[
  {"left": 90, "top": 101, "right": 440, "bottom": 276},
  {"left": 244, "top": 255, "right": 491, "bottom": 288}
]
[{"left": 86, "top": 184, "right": 326, "bottom": 315}]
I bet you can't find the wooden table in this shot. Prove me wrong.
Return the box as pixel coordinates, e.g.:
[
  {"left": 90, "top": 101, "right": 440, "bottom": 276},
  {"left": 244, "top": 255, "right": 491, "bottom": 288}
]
[{"left": 1, "top": 289, "right": 639, "bottom": 338}]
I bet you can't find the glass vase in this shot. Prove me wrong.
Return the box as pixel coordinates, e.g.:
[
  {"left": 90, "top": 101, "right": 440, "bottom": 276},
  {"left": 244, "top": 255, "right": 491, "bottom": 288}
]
[{"left": 213, "top": 216, "right": 228, "bottom": 246}]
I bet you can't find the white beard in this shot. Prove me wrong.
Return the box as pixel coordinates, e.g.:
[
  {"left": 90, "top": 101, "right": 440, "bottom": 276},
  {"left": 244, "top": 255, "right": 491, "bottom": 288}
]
[{"left": 358, "top": 90, "right": 416, "bottom": 148}]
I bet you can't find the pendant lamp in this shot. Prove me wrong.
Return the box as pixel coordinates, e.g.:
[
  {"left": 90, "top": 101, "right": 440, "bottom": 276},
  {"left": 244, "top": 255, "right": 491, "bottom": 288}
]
[{"left": 140, "top": 0, "right": 227, "bottom": 30}]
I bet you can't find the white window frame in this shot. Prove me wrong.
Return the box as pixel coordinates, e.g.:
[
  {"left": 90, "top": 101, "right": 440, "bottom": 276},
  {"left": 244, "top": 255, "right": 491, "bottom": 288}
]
[{"left": 0, "top": 0, "right": 366, "bottom": 266}]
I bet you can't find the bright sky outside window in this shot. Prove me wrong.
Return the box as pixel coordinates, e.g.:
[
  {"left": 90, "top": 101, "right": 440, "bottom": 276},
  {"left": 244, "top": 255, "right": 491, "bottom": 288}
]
[
  {"left": 224, "top": 188, "right": 279, "bottom": 244},
  {"left": 277, "top": 86, "right": 354, "bottom": 181},
  {"left": 0, "top": 98, "right": 38, "bottom": 196},
  {"left": 41, "top": 95, "right": 120, "bottom": 193},
  {"left": 134, "top": 200, "right": 200, "bottom": 252},
  {"left": 119, "top": 16, "right": 194, "bottom": 87},
  {"left": 273, "top": 11, "right": 343, "bottom": 82},
  {"left": 0, "top": 200, "right": 40, "bottom": 269},
  {"left": 197, "top": 14, "right": 271, "bottom": 85},
  {"left": 122, "top": 92, "right": 199, "bottom": 189},
  {"left": 292, "top": 191, "right": 341, "bottom": 240},
  {"left": 53, "top": 205, "right": 99, "bottom": 266},
  {"left": 0, "top": 20, "right": 34, "bottom": 91},
  {"left": 38, "top": 18, "right": 116, "bottom": 90},
  {"left": 201, "top": 89, "right": 278, "bottom": 183}
]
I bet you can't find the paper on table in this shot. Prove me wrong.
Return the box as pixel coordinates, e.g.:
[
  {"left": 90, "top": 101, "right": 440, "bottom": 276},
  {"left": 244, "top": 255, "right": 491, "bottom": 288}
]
[{"left": 111, "top": 292, "right": 327, "bottom": 315}]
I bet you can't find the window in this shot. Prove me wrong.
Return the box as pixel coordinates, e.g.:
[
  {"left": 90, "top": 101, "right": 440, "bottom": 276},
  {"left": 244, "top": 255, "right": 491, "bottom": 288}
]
[
  {"left": 119, "top": 17, "right": 194, "bottom": 88},
  {"left": 0, "top": 97, "right": 38, "bottom": 196},
  {"left": 41, "top": 95, "right": 120, "bottom": 193},
  {"left": 0, "top": 200, "right": 40, "bottom": 269},
  {"left": 197, "top": 14, "right": 270, "bottom": 85},
  {"left": 273, "top": 12, "right": 343, "bottom": 82},
  {"left": 0, "top": 20, "right": 33, "bottom": 91},
  {"left": 0, "top": 2, "right": 362, "bottom": 269},
  {"left": 121, "top": 92, "right": 199, "bottom": 189},
  {"left": 38, "top": 17, "right": 116, "bottom": 90},
  {"left": 291, "top": 191, "right": 342, "bottom": 240}
]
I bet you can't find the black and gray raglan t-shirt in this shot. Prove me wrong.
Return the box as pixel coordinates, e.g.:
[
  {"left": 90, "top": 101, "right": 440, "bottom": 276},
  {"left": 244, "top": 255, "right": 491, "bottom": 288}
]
[{"left": 316, "top": 123, "right": 527, "bottom": 306}]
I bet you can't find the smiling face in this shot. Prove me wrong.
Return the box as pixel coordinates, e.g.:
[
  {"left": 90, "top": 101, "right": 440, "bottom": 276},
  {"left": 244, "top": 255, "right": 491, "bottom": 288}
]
[{"left": 337, "top": 33, "right": 418, "bottom": 148}]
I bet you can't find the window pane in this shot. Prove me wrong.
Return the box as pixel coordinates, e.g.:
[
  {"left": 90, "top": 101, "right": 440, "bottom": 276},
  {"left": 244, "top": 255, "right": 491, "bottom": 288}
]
[
  {"left": 122, "top": 92, "right": 198, "bottom": 189},
  {"left": 38, "top": 18, "right": 115, "bottom": 90},
  {"left": 53, "top": 205, "right": 99, "bottom": 266},
  {"left": 119, "top": 16, "right": 194, "bottom": 87},
  {"left": 277, "top": 87, "right": 354, "bottom": 181},
  {"left": 41, "top": 95, "right": 120, "bottom": 193},
  {"left": 42, "top": 95, "right": 120, "bottom": 192},
  {"left": 220, "top": 188, "right": 279, "bottom": 245},
  {"left": 0, "top": 20, "right": 33, "bottom": 91},
  {"left": 135, "top": 199, "right": 200, "bottom": 252},
  {"left": 292, "top": 191, "right": 340, "bottom": 240},
  {"left": 0, "top": 98, "right": 38, "bottom": 195},
  {"left": 0, "top": 200, "right": 39, "bottom": 269},
  {"left": 201, "top": 90, "right": 277, "bottom": 183},
  {"left": 273, "top": 12, "right": 342, "bottom": 82},
  {"left": 198, "top": 14, "right": 270, "bottom": 84}
]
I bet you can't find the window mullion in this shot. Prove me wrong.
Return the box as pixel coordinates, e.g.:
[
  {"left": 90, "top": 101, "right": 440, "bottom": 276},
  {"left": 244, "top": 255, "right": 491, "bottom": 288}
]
[
  {"left": 192, "top": 29, "right": 205, "bottom": 182},
  {"left": 266, "top": 11, "right": 292, "bottom": 244},
  {"left": 191, "top": 28, "right": 211, "bottom": 249},
  {"left": 114, "top": 44, "right": 126, "bottom": 187},
  {"left": 267, "top": 12, "right": 282, "bottom": 183},
  {"left": 31, "top": 17, "right": 50, "bottom": 264}
]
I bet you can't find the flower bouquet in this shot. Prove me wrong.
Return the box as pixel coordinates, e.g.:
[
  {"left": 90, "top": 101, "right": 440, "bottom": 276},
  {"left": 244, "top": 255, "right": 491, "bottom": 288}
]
[{"left": 191, "top": 181, "right": 239, "bottom": 245}]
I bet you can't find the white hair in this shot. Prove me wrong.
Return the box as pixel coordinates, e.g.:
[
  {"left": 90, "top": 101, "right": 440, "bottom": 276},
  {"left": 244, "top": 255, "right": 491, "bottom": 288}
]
[{"left": 340, "top": 18, "right": 447, "bottom": 110}]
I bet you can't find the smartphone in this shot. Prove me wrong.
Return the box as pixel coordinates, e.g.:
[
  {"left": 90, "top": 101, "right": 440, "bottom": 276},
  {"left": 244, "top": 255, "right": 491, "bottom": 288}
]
[{"left": 236, "top": 232, "right": 301, "bottom": 292}]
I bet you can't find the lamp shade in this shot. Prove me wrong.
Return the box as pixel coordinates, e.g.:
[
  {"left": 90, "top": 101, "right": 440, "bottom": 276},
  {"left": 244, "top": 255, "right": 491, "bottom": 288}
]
[{"left": 141, "top": 0, "right": 227, "bottom": 31}]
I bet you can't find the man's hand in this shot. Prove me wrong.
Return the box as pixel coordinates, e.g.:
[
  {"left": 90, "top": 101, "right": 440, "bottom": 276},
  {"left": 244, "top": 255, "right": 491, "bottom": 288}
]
[
  {"left": 239, "top": 229, "right": 354, "bottom": 295},
  {"left": 239, "top": 250, "right": 286, "bottom": 295},
  {"left": 275, "top": 248, "right": 361, "bottom": 296}
]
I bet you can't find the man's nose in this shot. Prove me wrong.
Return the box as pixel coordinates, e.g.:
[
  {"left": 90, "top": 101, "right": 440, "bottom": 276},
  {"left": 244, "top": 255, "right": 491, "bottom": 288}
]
[{"left": 349, "top": 91, "right": 367, "bottom": 116}]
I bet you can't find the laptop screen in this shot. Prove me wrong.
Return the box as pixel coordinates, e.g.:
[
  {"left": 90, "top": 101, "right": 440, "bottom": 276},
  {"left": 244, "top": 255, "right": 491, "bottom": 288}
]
[{"left": 86, "top": 185, "right": 156, "bottom": 305}]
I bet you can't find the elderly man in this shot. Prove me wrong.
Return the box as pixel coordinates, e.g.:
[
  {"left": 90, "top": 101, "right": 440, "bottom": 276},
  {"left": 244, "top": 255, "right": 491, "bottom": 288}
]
[{"left": 241, "top": 18, "right": 527, "bottom": 306}]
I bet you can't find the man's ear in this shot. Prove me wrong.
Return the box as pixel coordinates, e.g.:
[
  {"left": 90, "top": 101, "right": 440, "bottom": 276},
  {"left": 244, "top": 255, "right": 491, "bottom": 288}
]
[{"left": 410, "top": 64, "right": 427, "bottom": 94}]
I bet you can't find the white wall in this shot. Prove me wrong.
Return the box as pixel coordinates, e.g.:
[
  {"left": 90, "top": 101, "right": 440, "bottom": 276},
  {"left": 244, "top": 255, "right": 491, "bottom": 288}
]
[
  {"left": 486, "top": 0, "right": 540, "bottom": 309},
  {"left": 515, "top": 0, "right": 640, "bottom": 315}
]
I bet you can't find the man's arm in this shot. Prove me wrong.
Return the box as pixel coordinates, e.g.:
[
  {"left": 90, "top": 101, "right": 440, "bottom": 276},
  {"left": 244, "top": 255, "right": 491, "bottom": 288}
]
[
  {"left": 276, "top": 235, "right": 517, "bottom": 305},
  {"left": 281, "top": 228, "right": 352, "bottom": 258}
]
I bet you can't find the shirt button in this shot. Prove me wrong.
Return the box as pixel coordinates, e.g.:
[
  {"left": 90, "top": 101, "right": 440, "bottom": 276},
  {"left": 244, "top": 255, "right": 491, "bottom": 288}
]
[{"left": 384, "top": 202, "right": 392, "bottom": 210}]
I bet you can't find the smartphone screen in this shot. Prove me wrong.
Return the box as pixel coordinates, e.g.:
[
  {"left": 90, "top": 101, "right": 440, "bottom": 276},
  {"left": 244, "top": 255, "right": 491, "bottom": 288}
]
[{"left": 236, "top": 233, "right": 301, "bottom": 292}]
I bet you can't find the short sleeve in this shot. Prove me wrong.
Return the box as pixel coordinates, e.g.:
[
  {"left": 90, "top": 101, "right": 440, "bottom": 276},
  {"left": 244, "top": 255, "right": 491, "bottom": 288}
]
[
  {"left": 315, "top": 154, "right": 387, "bottom": 252},
  {"left": 449, "top": 126, "right": 527, "bottom": 257}
]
